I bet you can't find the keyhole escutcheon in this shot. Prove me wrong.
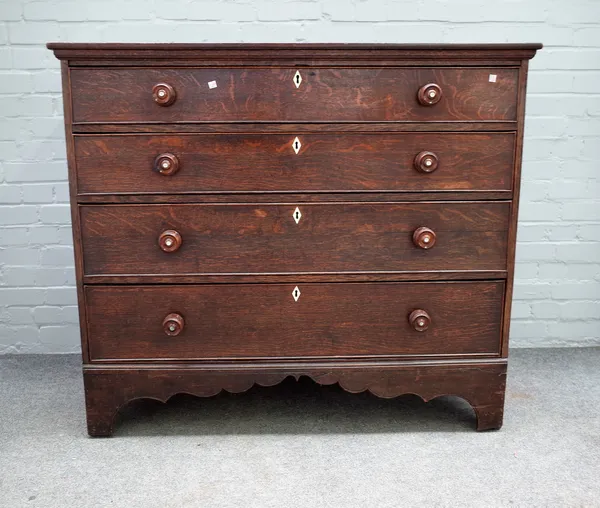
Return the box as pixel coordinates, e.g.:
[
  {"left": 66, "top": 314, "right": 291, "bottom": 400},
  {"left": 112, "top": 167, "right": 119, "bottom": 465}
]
[
  {"left": 293, "top": 70, "right": 302, "bottom": 88},
  {"left": 293, "top": 207, "right": 302, "bottom": 224}
]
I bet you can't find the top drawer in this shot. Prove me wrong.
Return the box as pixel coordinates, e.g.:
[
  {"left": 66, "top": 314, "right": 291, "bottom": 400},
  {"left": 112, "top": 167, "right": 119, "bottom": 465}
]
[{"left": 69, "top": 67, "right": 519, "bottom": 124}]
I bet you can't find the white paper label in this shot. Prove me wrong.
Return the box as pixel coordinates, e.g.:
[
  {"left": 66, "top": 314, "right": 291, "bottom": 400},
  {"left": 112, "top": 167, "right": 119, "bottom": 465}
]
[
  {"left": 489, "top": 74, "right": 497, "bottom": 83},
  {"left": 208, "top": 80, "right": 217, "bottom": 89}
]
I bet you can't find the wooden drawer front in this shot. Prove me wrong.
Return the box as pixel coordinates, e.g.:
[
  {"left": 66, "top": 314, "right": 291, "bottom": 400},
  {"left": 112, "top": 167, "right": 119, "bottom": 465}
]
[
  {"left": 85, "top": 281, "right": 504, "bottom": 361},
  {"left": 70, "top": 67, "right": 518, "bottom": 123},
  {"left": 80, "top": 202, "right": 509, "bottom": 276},
  {"left": 75, "top": 133, "right": 515, "bottom": 194}
]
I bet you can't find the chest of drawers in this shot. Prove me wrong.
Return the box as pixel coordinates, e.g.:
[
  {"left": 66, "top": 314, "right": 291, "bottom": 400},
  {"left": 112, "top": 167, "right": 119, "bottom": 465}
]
[{"left": 48, "top": 43, "right": 541, "bottom": 436}]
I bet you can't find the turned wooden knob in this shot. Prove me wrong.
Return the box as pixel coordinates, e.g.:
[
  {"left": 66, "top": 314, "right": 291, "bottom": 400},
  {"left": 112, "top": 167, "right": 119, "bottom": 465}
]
[
  {"left": 163, "top": 313, "right": 184, "bottom": 336},
  {"left": 417, "top": 83, "right": 442, "bottom": 106},
  {"left": 158, "top": 229, "right": 182, "bottom": 253},
  {"left": 153, "top": 83, "right": 177, "bottom": 106},
  {"left": 414, "top": 151, "right": 439, "bottom": 173},
  {"left": 154, "top": 153, "right": 180, "bottom": 176},
  {"left": 413, "top": 226, "right": 436, "bottom": 249},
  {"left": 409, "top": 309, "right": 431, "bottom": 332}
]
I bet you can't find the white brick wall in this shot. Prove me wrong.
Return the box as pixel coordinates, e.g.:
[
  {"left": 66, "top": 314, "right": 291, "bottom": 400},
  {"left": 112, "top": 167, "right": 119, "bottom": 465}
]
[{"left": 1, "top": 0, "right": 599, "bottom": 353}]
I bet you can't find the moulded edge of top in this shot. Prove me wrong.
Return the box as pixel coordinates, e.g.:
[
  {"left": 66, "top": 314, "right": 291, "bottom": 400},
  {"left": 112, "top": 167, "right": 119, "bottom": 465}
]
[{"left": 46, "top": 42, "right": 543, "bottom": 63}]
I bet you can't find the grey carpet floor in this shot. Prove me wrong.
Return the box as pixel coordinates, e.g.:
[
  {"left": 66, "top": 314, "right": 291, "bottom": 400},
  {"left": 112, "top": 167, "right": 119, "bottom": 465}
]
[{"left": 0, "top": 348, "right": 599, "bottom": 508}]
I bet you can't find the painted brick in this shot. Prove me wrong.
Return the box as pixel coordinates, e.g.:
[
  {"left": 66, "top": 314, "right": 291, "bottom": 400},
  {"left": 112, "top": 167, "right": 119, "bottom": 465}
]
[
  {"left": 39, "top": 325, "right": 80, "bottom": 348},
  {"left": 0, "top": 24, "right": 7, "bottom": 44},
  {"left": 518, "top": 202, "right": 562, "bottom": 221},
  {"left": 34, "top": 306, "right": 79, "bottom": 325},
  {"left": 552, "top": 283, "right": 600, "bottom": 301},
  {"left": 0, "top": 288, "right": 45, "bottom": 306},
  {"left": 0, "top": 205, "right": 38, "bottom": 225},
  {"left": 2, "top": 267, "right": 71, "bottom": 287},
  {"left": 511, "top": 301, "right": 532, "bottom": 319},
  {"left": 566, "top": 264, "right": 600, "bottom": 281},
  {"left": 0, "top": 3, "right": 23, "bottom": 21},
  {"left": 509, "top": 321, "right": 548, "bottom": 339},
  {"left": 22, "top": 183, "right": 54, "bottom": 203},
  {"left": 537, "top": 263, "right": 568, "bottom": 281},
  {"left": 563, "top": 202, "right": 600, "bottom": 221},
  {"left": 578, "top": 225, "right": 600, "bottom": 242},
  {"left": 11, "top": 47, "right": 50, "bottom": 69},
  {"left": 40, "top": 246, "right": 74, "bottom": 266},
  {"left": 0, "top": 227, "right": 29, "bottom": 246},
  {"left": 257, "top": 2, "right": 320, "bottom": 21},
  {"left": 27, "top": 226, "right": 60, "bottom": 245},
  {"left": 53, "top": 183, "right": 69, "bottom": 203},
  {"left": 516, "top": 243, "right": 557, "bottom": 262},
  {"left": 0, "top": 71, "right": 33, "bottom": 93},
  {"left": 31, "top": 70, "right": 62, "bottom": 93},
  {"left": 8, "top": 22, "right": 62, "bottom": 45},
  {"left": 45, "top": 287, "right": 77, "bottom": 305},
  {"left": 547, "top": 321, "right": 600, "bottom": 339},
  {"left": 2, "top": 246, "right": 40, "bottom": 265},
  {"left": 3, "top": 307, "right": 34, "bottom": 325},
  {"left": 0, "top": 47, "right": 11, "bottom": 69},
  {"left": 58, "top": 226, "right": 73, "bottom": 245},
  {"left": 3, "top": 162, "right": 68, "bottom": 183},
  {"left": 513, "top": 283, "right": 553, "bottom": 301},
  {"left": 39, "top": 204, "right": 70, "bottom": 223},
  {"left": 514, "top": 263, "right": 539, "bottom": 279},
  {"left": 0, "top": 185, "right": 22, "bottom": 204}
]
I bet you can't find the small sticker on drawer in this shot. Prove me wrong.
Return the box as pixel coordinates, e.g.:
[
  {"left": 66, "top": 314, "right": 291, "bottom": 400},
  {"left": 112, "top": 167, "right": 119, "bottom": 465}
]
[
  {"left": 208, "top": 80, "right": 217, "bottom": 89},
  {"left": 489, "top": 74, "right": 497, "bottom": 83}
]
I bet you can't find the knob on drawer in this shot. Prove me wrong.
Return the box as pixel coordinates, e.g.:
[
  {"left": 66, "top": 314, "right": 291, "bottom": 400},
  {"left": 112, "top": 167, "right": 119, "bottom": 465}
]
[
  {"left": 153, "top": 83, "right": 177, "bottom": 106},
  {"left": 417, "top": 83, "right": 442, "bottom": 106},
  {"left": 414, "top": 151, "right": 439, "bottom": 173},
  {"left": 409, "top": 309, "right": 431, "bottom": 332},
  {"left": 154, "top": 153, "right": 180, "bottom": 176},
  {"left": 413, "top": 226, "right": 436, "bottom": 249},
  {"left": 158, "top": 229, "right": 182, "bottom": 253},
  {"left": 163, "top": 313, "right": 184, "bottom": 336}
]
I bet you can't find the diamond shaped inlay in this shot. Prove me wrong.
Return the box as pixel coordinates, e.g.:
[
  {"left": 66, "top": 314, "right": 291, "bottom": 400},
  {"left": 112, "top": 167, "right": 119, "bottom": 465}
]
[
  {"left": 292, "top": 136, "right": 301, "bottom": 155},
  {"left": 293, "top": 70, "right": 302, "bottom": 88},
  {"left": 292, "top": 286, "right": 301, "bottom": 302},
  {"left": 293, "top": 207, "right": 302, "bottom": 224}
]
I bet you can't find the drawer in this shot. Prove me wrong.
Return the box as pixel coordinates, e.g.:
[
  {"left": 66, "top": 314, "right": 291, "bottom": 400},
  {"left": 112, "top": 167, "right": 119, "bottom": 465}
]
[
  {"left": 85, "top": 281, "right": 505, "bottom": 361},
  {"left": 70, "top": 67, "right": 518, "bottom": 123},
  {"left": 80, "top": 202, "right": 509, "bottom": 276},
  {"left": 74, "top": 132, "right": 516, "bottom": 194}
]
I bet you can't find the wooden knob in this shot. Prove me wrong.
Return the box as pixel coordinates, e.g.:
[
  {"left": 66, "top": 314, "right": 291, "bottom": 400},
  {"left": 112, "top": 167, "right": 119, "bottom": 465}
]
[
  {"left": 154, "top": 153, "right": 180, "bottom": 176},
  {"left": 417, "top": 83, "right": 442, "bottom": 106},
  {"left": 413, "top": 227, "right": 436, "bottom": 249},
  {"left": 163, "top": 313, "right": 184, "bottom": 336},
  {"left": 414, "top": 151, "right": 439, "bottom": 173},
  {"left": 153, "top": 83, "right": 177, "bottom": 106},
  {"left": 409, "top": 309, "right": 431, "bottom": 332},
  {"left": 158, "top": 230, "right": 182, "bottom": 253}
]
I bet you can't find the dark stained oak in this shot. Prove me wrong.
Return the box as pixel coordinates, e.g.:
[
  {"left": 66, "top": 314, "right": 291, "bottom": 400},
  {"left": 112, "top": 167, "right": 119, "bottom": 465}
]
[
  {"left": 49, "top": 42, "right": 541, "bottom": 436},
  {"left": 83, "top": 360, "right": 507, "bottom": 436},
  {"left": 74, "top": 132, "right": 516, "bottom": 195},
  {"left": 79, "top": 202, "right": 510, "bottom": 276},
  {"left": 85, "top": 281, "right": 504, "bottom": 361},
  {"left": 69, "top": 67, "right": 519, "bottom": 123}
]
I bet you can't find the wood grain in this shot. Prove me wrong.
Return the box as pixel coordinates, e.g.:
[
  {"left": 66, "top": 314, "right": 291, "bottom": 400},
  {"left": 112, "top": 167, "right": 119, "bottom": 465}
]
[
  {"left": 74, "top": 132, "right": 515, "bottom": 194},
  {"left": 70, "top": 67, "right": 519, "bottom": 123},
  {"left": 82, "top": 360, "right": 507, "bottom": 436},
  {"left": 85, "top": 281, "right": 504, "bottom": 361},
  {"left": 79, "top": 201, "right": 510, "bottom": 276},
  {"left": 48, "top": 42, "right": 541, "bottom": 435}
]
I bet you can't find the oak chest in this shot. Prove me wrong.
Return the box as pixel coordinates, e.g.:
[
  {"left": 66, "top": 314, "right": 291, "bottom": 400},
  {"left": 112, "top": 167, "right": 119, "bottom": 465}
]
[{"left": 48, "top": 43, "right": 541, "bottom": 436}]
